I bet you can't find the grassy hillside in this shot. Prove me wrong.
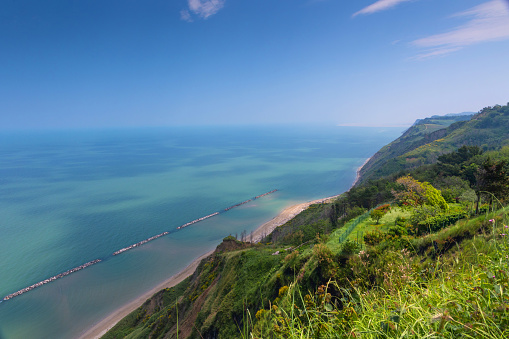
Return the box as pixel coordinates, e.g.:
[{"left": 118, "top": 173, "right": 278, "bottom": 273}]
[
  {"left": 103, "top": 103, "right": 509, "bottom": 339},
  {"left": 252, "top": 209, "right": 509, "bottom": 338},
  {"left": 104, "top": 207, "right": 509, "bottom": 338},
  {"left": 358, "top": 104, "right": 509, "bottom": 184}
]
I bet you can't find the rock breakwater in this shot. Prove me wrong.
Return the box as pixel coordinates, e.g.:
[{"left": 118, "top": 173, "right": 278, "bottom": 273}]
[
  {"left": 2, "top": 189, "right": 277, "bottom": 302},
  {"left": 3, "top": 259, "right": 101, "bottom": 301}
]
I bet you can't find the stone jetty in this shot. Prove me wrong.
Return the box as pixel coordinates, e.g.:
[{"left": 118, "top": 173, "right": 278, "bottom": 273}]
[
  {"left": 223, "top": 189, "right": 278, "bottom": 212},
  {"left": 113, "top": 231, "right": 170, "bottom": 255},
  {"left": 2, "top": 189, "right": 278, "bottom": 302},
  {"left": 3, "top": 259, "right": 101, "bottom": 301},
  {"left": 176, "top": 212, "right": 219, "bottom": 230},
  {"left": 111, "top": 189, "right": 277, "bottom": 255}
]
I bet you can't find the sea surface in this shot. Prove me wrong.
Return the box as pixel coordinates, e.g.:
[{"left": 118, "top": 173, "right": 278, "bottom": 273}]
[{"left": 0, "top": 125, "right": 403, "bottom": 338}]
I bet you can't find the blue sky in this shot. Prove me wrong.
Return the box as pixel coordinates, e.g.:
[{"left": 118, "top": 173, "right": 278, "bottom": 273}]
[{"left": 1, "top": 0, "right": 509, "bottom": 129}]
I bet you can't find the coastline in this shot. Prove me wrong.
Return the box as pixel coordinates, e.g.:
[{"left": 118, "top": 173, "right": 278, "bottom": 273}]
[
  {"left": 78, "top": 250, "right": 213, "bottom": 339},
  {"left": 250, "top": 195, "right": 340, "bottom": 243},
  {"left": 351, "top": 156, "right": 372, "bottom": 188},
  {"left": 79, "top": 195, "right": 340, "bottom": 339},
  {"left": 79, "top": 156, "right": 372, "bottom": 338},
  {"left": 78, "top": 153, "right": 385, "bottom": 339}
]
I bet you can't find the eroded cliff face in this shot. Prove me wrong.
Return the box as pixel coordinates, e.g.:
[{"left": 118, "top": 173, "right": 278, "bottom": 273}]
[{"left": 101, "top": 237, "right": 282, "bottom": 339}]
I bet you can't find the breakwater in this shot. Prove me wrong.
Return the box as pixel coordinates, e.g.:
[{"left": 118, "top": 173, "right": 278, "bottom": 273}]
[
  {"left": 176, "top": 212, "right": 219, "bottom": 230},
  {"left": 113, "top": 231, "right": 170, "bottom": 255},
  {"left": 3, "top": 259, "right": 101, "bottom": 301},
  {"left": 115, "top": 189, "right": 277, "bottom": 252},
  {"left": 223, "top": 189, "right": 278, "bottom": 212},
  {"left": 114, "top": 189, "right": 276, "bottom": 254},
  {"left": 2, "top": 189, "right": 277, "bottom": 302}
]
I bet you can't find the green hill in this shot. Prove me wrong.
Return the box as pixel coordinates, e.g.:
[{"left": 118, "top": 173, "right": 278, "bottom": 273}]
[{"left": 358, "top": 104, "right": 509, "bottom": 183}]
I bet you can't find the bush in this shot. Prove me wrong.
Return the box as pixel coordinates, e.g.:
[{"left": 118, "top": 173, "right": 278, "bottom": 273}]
[
  {"left": 417, "top": 211, "right": 468, "bottom": 234},
  {"left": 376, "top": 204, "right": 391, "bottom": 212},
  {"left": 394, "top": 216, "right": 407, "bottom": 227},
  {"left": 364, "top": 230, "right": 386, "bottom": 246},
  {"left": 312, "top": 243, "right": 338, "bottom": 279},
  {"left": 387, "top": 225, "right": 408, "bottom": 237},
  {"left": 339, "top": 240, "right": 361, "bottom": 256}
]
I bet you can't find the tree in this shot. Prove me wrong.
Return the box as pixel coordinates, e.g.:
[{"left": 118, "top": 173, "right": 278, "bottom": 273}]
[
  {"left": 392, "top": 175, "right": 425, "bottom": 207},
  {"left": 392, "top": 175, "right": 448, "bottom": 210},
  {"left": 474, "top": 158, "right": 509, "bottom": 213},
  {"left": 369, "top": 204, "right": 390, "bottom": 224},
  {"left": 328, "top": 203, "right": 340, "bottom": 227},
  {"left": 438, "top": 145, "right": 482, "bottom": 165},
  {"left": 370, "top": 209, "right": 385, "bottom": 224},
  {"left": 422, "top": 182, "right": 448, "bottom": 210}
]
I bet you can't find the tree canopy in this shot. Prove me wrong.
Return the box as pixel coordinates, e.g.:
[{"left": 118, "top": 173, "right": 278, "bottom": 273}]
[{"left": 393, "top": 175, "right": 448, "bottom": 210}]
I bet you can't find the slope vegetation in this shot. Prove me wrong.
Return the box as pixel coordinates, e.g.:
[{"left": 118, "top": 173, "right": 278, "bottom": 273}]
[{"left": 358, "top": 104, "right": 509, "bottom": 183}]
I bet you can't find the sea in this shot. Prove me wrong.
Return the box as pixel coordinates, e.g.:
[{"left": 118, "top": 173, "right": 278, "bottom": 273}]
[{"left": 0, "top": 125, "right": 403, "bottom": 338}]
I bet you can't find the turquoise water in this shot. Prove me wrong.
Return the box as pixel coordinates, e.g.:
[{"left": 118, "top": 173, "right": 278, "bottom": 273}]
[{"left": 0, "top": 125, "right": 402, "bottom": 338}]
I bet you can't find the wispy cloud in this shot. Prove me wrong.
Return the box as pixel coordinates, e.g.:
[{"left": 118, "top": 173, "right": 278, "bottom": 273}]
[
  {"left": 352, "top": 0, "right": 412, "bottom": 17},
  {"left": 180, "top": 9, "right": 193, "bottom": 22},
  {"left": 181, "top": 0, "right": 225, "bottom": 21},
  {"left": 412, "top": 0, "right": 509, "bottom": 59}
]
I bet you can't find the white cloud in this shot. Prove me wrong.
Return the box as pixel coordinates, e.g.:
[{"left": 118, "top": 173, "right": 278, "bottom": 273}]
[
  {"left": 180, "top": 9, "right": 193, "bottom": 22},
  {"left": 411, "top": 47, "right": 462, "bottom": 61},
  {"left": 183, "top": 0, "right": 225, "bottom": 20},
  {"left": 412, "top": 0, "right": 509, "bottom": 59},
  {"left": 352, "top": 0, "right": 412, "bottom": 17}
]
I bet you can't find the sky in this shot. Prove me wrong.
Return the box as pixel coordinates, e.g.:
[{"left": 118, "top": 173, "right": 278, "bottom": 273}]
[{"left": 1, "top": 0, "right": 509, "bottom": 129}]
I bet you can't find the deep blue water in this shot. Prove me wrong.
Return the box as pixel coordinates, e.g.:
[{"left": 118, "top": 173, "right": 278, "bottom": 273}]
[{"left": 0, "top": 125, "right": 403, "bottom": 338}]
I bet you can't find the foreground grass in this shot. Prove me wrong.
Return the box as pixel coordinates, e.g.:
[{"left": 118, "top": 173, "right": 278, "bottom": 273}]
[{"left": 252, "top": 212, "right": 509, "bottom": 338}]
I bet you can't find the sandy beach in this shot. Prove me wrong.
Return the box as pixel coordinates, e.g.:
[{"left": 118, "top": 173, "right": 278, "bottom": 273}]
[
  {"left": 78, "top": 250, "right": 213, "bottom": 339},
  {"left": 78, "top": 194, "right": 341, "bottom": 339},
  {"left": 351, "top": 156, "right": 372, "bottom": 188},
  {"left": 250, "top": 195, "right": 340, "bottom": 243}
]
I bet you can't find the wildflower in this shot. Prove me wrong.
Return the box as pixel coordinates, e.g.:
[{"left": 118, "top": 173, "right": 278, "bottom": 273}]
[
  {"left": 505, "top": 225, "right": 508, "bottom": 229},
  {"left": 489, "top": 219, "right": 495, "bottom": 223},
  {"left": 501, "top": 234, "right": 506, "bottom": 236}
]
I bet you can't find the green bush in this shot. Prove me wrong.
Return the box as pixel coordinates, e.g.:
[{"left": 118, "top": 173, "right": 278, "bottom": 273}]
[
  {"left": 417, "top": 211, "right": 468, "bottom": 234},
  {"left": 339, "top": 240, "right": 361, "bottom": 256},
  {"left": 364, "top": 229, "right": 385, "bottom": 246}
]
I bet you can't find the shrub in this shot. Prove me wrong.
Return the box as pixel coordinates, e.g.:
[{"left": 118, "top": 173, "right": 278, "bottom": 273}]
[
  {"left": 364, "top": 230, "right": 385, "bottom": 246},
  {"left": 312, "top": 243, "right": 338, "bottom": 279},
  {"left": 394, "top": 216, "right": 407, "bottom": 226},
  {"left": 339, "top": 240, "right": 361, "bottom": 256},
  {"left": 417, "top": 211, "right": 468, "bottom": 234},
  {"left": 387, "top": 225, "right": 408, "bottom": 237}
]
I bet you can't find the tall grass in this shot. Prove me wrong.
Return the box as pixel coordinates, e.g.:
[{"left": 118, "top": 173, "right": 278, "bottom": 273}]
[{"left": 251, "top": 211, "right": 509, "bottom": 338}]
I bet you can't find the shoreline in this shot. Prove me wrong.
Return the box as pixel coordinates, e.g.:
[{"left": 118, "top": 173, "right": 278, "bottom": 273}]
[
  {"left": 78, "top": 250, "right": 213, "bottom": 339},
  {"left": 351, "top": 156, "right": 372, "bottom": 188},
  {"left": 79, "top": 194, "right": 347, "bottom": 338},
  {"left": 250, "top": 195, "right": 340, "bottom": 243}
]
